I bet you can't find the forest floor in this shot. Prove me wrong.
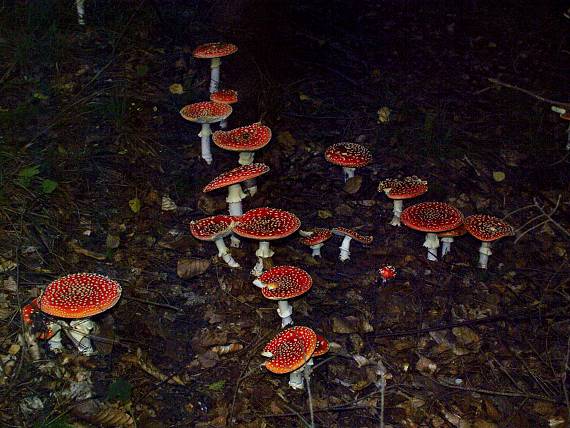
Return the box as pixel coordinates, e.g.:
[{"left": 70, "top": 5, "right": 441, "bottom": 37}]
[{"left": 0, "top": 1, "right": 569, "bottom": 427}]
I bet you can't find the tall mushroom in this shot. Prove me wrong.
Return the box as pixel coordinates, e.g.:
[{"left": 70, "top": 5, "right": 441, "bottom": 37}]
[
  {"left": 378, "top": 176, "right": 428, "bottom": 226},
  {"left": 299, "top": 228, "right": 332, "bottom": 258},
  {"left": 325, "top": 142, "right": 372, "bottom": 182},
  {"left": 212, "top": 123, "right": 272, "bottom": 196},
  {"left": 331, "top": 227, "right": 373, "bottom": 262},
  {"left": 193, "top": 42, "right": 238, "bottom": 94},
  {"left": 400, "top": 202, "right": 464, "bottom": 261},
  {"left": 463, "top": 214, "right": 513, "bottom": 269},
  {"left": 253, "top": 265, "right": 312, "bottom": 328},
  {"left": 180, "top": 101, "right": 233, "bottom": 165},
  {"left": 262, "top": 326, "right": 317, "bottom": 390},
  {"left": 210, "top": 89, "right": 238, "bottom": 129},
  {"left": 37, "top": 273, "right": 122, "bottom": 356},
  {"left": 233, "top": 207, "right": 301, "bottom": 276},
  {"left": 189, "top": 215, "right": 240, "bottom": 268}
]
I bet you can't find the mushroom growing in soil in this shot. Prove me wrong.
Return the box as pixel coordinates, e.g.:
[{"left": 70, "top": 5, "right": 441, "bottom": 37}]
[
  {"left": 37, "top": 273, "right": 122, "bottom": 356},
  {"left": 378, "top": 265, "right": 397, "bottom": 284},
  {"left": 463, "top": 214, "right": 513, "bottom": 269},
  {"left": 262, "top": 326, "right": 317, "bottom": 390},
  {"left": 180, "top": 101, "right": 233, "bottom": 165},
  {"left": 233, "top": 207, "right": 301, "bottom": 276},
  {"left": 299, "top": 228, "right": 333, "bottom": 258},
  {"left": 288, "top": 333, "right": 330, "bottom": 389},
  {"left": 193, "top": 42, "right": 238, "bottom": 94},
  {"left": 438, "top": 224, "right": 467, "bottom": 257},
  {"left": 331, "top": 227, "right": 373, "bottom": 262},
  {"left": 378, "top": 176, "right": 428, "bottom": 226},
  {"left": 210, "top": 89, "right": 238, "bottom": 129},
  {"left": 325, "top": 142, "right": 372, "bottom": 182},
  {"left": 22, "top": 299, "right": 59, "bottom": 358},
  {"left": 253, "top": 265, "right": 312, "bottom": 328},
  {"left": 189, "top": 215, "right": 240, "bottom": 268},
  {"left": 400, "top": 202, "right": 464, "bottom": 261},
  {"left": 212, "top": 123, "right": 272, "bottom": 196}
]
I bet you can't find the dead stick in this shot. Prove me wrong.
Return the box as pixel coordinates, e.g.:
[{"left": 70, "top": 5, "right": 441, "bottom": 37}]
[{"left": 487, "top": 78, "right": 570, "bottom": 108}]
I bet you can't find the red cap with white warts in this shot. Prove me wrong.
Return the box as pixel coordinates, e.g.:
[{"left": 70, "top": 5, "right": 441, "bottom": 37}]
[
  {"left": 203, "top": 163, "right": 270, "bottom": 193},
  {"left": 464, "top": 214, "right": 513, "bottom": 241},
  {"left": 189, "top": 215, "right": 237, "bottom": 241},
  {"left": 258, "top": 266, "right": 312, "bottom": 300},
  {"left": 313, "top": 335, "right": 329, "bottom": 357},
  {"left": 38, "top": 273, "right": 122, "bottom": 319},
  {"left": 378, "top": 265, "right": 397, "bottom": 282},
  {"left": 180, "top": 101, "right": 233, "bottom": 124},
  {"left": 210, "top": 89, "right": 238, "bottom": 104},
  {"left": 234, "top": 208, "right": 301, "bottom": 241},
  {"left": 325, "top": 143, "right": 372, "bottom": 168},
  {"left": 193, "top": 42, "right": 238, "bottom": 59},
  {"left": 300, "top": 228, "right": 332, "bottom": 247},
  {"left": 331, "top": 226, "right": 373, "bottom": 244},
  {"left": 378, "top": 176, "right": 428, "bottom": 199},
  {"left": 262, "top": 326, "right": 317, "bottom": 374},
  {"left": 212, "top": 123, "right": 272, "bottom": 152},
  {"left": 400, "top": 202, "right": 463, "bottom": 233}
]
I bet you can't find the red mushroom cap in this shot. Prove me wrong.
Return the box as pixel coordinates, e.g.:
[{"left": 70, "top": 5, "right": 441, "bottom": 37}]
[
  {"left": 180, "top": 101, "right": 233, "bottom": 124},
  {"left": 203, "top": 163, "right": 270, "bottom": 192},
  {"left": 210, "top": 89, "right": 238, "bottom": 104},
  {"left": 189, "top": 215, "right": 237, "bottom": 241},
  {"left": 331, "top": 227, "right": 373, "bottom": 244},
  {"left": 313, "top": 334, "right": 329, "bottom": 357},
  {"left": 212, "top": 123, "right": 272, "bottom": 152},
  {"left": 234, "top": 207, "right": 301, "bottom": 241},
  {"left": 325, "top": 143, "right": 372, "bottom": 168},
  {"left": 38, "top": 273, "right": 122, "bottom": 319},
  {"left": 561, "top": 112, "right": 570, "bottom": 121},
  {"left": 300, "top": 228, "right": 333, "bottom": 246},
  {"left": 259, "top": 266, "right": 312, "bottom": 300},
  {"left": 193, "top": 42, "right": 238, "bottom": 59},
  {"left": 400, "top": 202, "right": 463, "bottom": 233},
  {"left": 262, "top": 326, "right": 317, "bottom": 374},
  {"left": 378, "top": 265, "right": 397, "bottom": 281},
  {"left": 464, "top": 214, "right": 513, "bottom": 242},
  {"left": 437, "top": 224, "right": 467, "bottom": 238},
  {"left": 378, "top": 176, "right": 428, "bottom": 200},
  {"left": 22, "top": 299, "right": 54, "bottom": 340}
]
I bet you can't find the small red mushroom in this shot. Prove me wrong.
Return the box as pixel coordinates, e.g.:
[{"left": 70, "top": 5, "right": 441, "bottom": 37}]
[
  {"left": 193, "top": 42, "right": 238, "bottom": 93},
  {"left": 463, "top": 214, "right": 513, "bottom": 269},
  {"left": 299, "top": 228, "right": 332, "bottom": 257},
  {"left": 210, "top": 89, "right": 238, "bottom": 129},
  {"left": 331, "top": 227, "right": 373, "bottom": 262},
  {"left": 378, "top": 176, "right": 428, "bottom": 226},
  {"left": 325, "top": 143, "right": 372, "bottom": 182},
  {"left": 378, "top": 265, "right": 396, "bottom": 283},
  {"left": 189, "top": 215, "right": 240, "bottom": 268}
]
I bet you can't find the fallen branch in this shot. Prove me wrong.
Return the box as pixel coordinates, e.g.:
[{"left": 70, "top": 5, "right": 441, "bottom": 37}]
[{"left": 487, "top": 78, "right": 570, "bottom": 109}]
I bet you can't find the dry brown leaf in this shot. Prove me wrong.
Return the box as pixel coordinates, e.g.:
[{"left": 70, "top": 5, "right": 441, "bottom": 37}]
[
  {"left": 124, "top": 348, "right": 185, "bottom": 385},
  {"left": 210, "top": 343, "right": 243, "bottom": 355},
  {"left": 415, "top": 355, "right": 437, "bottom": 375},
  {"left": 72, "top": 399, "right": 135, "bottom": 427},
  {"left": 68, "top": 240, "right": 106, "bottom": 261},
  {"left": 177, "top": 258, "right": 210, "bottom": 279},
  {"left": 343, "top": 176, "right": 362, "bottom": 194}
]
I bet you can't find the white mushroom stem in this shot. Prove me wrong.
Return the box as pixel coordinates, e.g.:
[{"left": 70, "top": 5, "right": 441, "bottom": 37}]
[
  {"left": 289, "top": 359, "right": 313, "bottom": 390},
  {"left": 209, "top": 57, "right": 221, "bottom": 94},
  {"left": 227, "top": 184, "right": 246, "bottom": 216},
  {"left": 342, "top": 167, "right": 355, "bottom": 182},
  {"left": 65, "top": 319, "right": 96, "bottom": 356},
  {"left": 220, "top": 119, "right": 228, "bottom": 129},
  {"left": 76, "top": 0, "right": 86, "bottom": 25},
  {"left": 47, "top": 322, "right": 65, "bottom": 354},
  {"left": 566, "top": 123, "right": 570, "bottom": 151},
  {"left": 440, "top": 237, "right": 454, "bottom": 257},
  {"left": 339, "top": 236, "right": 353, "bottom": 261},
  {"left": 251, "top": 258, "right": 264, "bottom": 277},
  {"left": 478, "top": 241, "right": 493, "bottom": 269},
  {"left": 252, "top": 242, "right": 274, "bottom": 277},
  {"left": 310, "top": 243, "right": 324, "bottom": 257},
  {"left": 252, "top": 279, "right": 266, "bottom": 288},
  {"left": 230, "top": 235, "right": 241, "bottom": 248},
  {"left": 198, "top": 123, "right": 213, "bottom": 165},
  {"left": 238, "top": 151, "right": 255, "bottom": 165},
  {"left": 390, "top": 200, "right": 403, "bottom": 226},
  {"left": 214, "top": 238, "right": 239, "bottom": 268},
  {"left": 423, "top": 233, "right": 440, "bottom": 261},
  {"left": 277, "top": 300, "right": 293, "bottom": 328}
]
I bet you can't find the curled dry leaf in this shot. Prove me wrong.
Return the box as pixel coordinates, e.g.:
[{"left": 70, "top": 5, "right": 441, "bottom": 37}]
[
  {"left": 210, "top": 343, "right": 243, "bottom": 355},
  {"left": 343, "top": 175, "right": 362, "bottom": 194},
  {"left": 177, "top": 258, "right": 210, "bottom": 279},
  {"left": 68, "top": 240, "right": 107, "bottom": 261},
  {"left": 72, "top": 399, "right": 135, "bottom": 427},
  {"left": 416, "top": 355, "right": 437, "bottom": 375},
  {"left": 161, "top": 195, "right": 177, "bottom": 211},
  {"left": 124, "top": 348, "right": 185, "bottom": 385}
]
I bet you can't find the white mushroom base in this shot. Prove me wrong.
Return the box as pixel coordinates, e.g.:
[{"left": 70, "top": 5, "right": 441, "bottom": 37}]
[
  {"left": 277, "top": 300, "right": 293, "bottom": 328},
  {"left": 76, "top": 0, "right": 86, "bottom": 25},
  {"left": 215, "top": 239, "right": 239, "bottom": 268},
  {"left": 252, "top": 242, "right": 274, "bottom": 277},
  {"left": 338, "top": 236, "right": 353, "bottom": 261},
  {"left": 66, "top": 319, "right": 97, "bottom": 356},
  {"left": 390, "top": 200, "right": 403, "bottom": 226},
  {"left": 423, "top": 233, "right": 440, "bottom": 261},
  {"left": 209, "top": 57, "right": 221, "bottom": 94},
  {"left": 289, "top": 360, "right": 313, "bottom": 390},
  {"left": 310, "top": 243, "right": 324, "bottom": 257},
  {"left": 440, "top": 237, "right": 454, "bottom": 257},
  {"left": 198, "top": 123, "right": 213, "bottom": 165},
  {"left": 478, "top": 241, "right": 492, "bottom": 269},
  {"left": 342, "top": 167, "right": 356, "bottom": 182}
]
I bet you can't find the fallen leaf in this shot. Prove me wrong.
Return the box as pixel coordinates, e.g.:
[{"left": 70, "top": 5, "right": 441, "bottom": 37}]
[
  {"left": 177, "top": 258, "right": 210, "bottom": 279},
  {"left": 343, "top": 176, "right": 362, "bottom": 193},
  {"left": 492, "top": 171, "right": 505, "bottom": 182},
  {"left": 68, "top": 240, "right": 107, "bottom": 261},
  {"left": 377, "top": 106, "right": 391, "bottom": 123},
  {"left": 169, "top": 83, "right": 184, "bottom": 94},
  {"left": 128, "top": 198, "right": 141, "bottom": 213}
]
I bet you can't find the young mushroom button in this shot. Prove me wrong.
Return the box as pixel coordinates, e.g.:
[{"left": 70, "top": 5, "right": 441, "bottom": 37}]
[
  {"left": 325, "top": 143, "right": 372, "bottom": 182},
  {"left": 189, "top": 215, "right": 240, "bottom": 268},
  {"left": 193, "top": 42, "right": 238, "bottom": 93},
  {"left": 299, "top": 228, "right": 333, "bottom": 258},
  {"left": 210, "top": 89, "right": 238, "bottom": 129},
  {"left": 331, "top": 227, "right": 373, "bottom": 262},
  {"left": 464, "top": 214, "right": 513, "bottom": 269},
  {"left": 378, "top": 176, "right": 428, "bottom": 226}
]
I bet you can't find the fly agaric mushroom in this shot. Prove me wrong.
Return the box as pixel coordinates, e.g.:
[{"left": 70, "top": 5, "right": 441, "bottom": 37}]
[
  {"left": 325, "top": 142, "right": 372, "bottom": 182},
  {"left": 463, "top": 214, "right": 513, "bottom": 269},
  {"left": 331, "top": 227, "right": 373, "bottom": 262},
  {"left": 299, "top": 228, "right": 333, "bottom": 258},
  {"left": 378, "top": 265, "right": 397, "bottom": 284},
  {"left": 400, "top": 202, "right": 464, "bottom": 261},
  {"left": 210, "top": 89, "right": 238, "bottom": 129},
  {"left": 193, "top": 42, "right": 238, "bottom": 94},
  {"left": 37, "top": 273, "right": 122, "bottom": 356},
  {"left": 22, "top": 299, "right": 60, "bottom": 356},
  {"left": 212, "top": 123, "right": 272, "bottom": 196},
  {"left": 180, "top": 101, "right": 233, "bottom": 165},
  {"left": 378, "top": 176, "right": 428, "bottom": 226},
  {"left": 253, "top": 265, "right": 312, "bottom": 328},
  {"left": 438, "top": 224, "right": 467, "bottom": 257},
  {"left": 233, "top": 207, "right": 301, "bottom": 276},
  {"left": 262, "top": 326, "right": 317, "bottom": 390},
  {"left": 551, "top": 106, "right": 570, "bottom": 150},
  {"left": 189, "top": 215, "right": 240, "bottom": 268},
  {"left": 288, "top": 333, "right": 330, "bottom": 389}
]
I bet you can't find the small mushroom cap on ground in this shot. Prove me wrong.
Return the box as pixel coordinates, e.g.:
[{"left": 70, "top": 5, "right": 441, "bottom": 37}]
[
  {"left": 378, "top": 176, "right": 428, "bottom": 199},
  {"left": 180, "top": 101, "right": 233, "bottom": 124},
  {"left": 210, "top": 89, "right": 238, "bottom": 104},
  {"left": 262, "top": 326, "right": 317, "bottom": 374},
  {"left": 331, "top": 226, "right": 373, "bottom": 244},
  {"left": 212, "top": 123, "right": 272, "bottom": 152},
  {"left": 561, "top": 112, "right": 570, "bottom": 120},
  {"left": 259, "top": 266, "right": 312, "bottom": 300},
  {"left": 378, "top": 265, "right": 397, "bottom": 281},
  {"left": 189, "top": 215, "right": 237, "bottom": 240},
  {"left": 437, "top": 224, "right": 467, "bottom": 238},
  {"left": 300, "top": 228, "right": 332, "bottom": 246},
  {"left": 234, "top": 207, "right": 301, "bottom": 241},
  {"left": 22, "top": 299, "right": 54, "bottom": 339},
  {"left": 203, "top": 163, "right": 270, "bottom": 193},
  {"left": 400, "top": 202, "right": 463, "bottom": 233},
  {"left": 193, "top": 42, "right": 238, "bottom": 58},
  {"left": 325, "top": 143, "right": 372, "bottom": 168},
  {"left": 313, "top": 334, "right": 329, "bottom": 357},
  {"left": 38, "top": 273, "right": 122, "bottom": 319},
  {"left": 464, "top": 214, "right": 514, "bottom": 241}
]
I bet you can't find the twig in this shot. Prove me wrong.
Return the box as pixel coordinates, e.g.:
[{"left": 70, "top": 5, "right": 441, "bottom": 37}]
[
  {"left": 487, "top": 78, "right": 570, "bottom": 108},
  {"left": 123, "top": 295, "right": 182, "bottom": 312},
  {"left": 562, "top": 336, "right": 570, "bottom": 418}
]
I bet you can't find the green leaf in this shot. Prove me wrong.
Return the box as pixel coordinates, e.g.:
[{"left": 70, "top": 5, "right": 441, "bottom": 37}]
[
  {"left": 106, "top": 378, "right": 133, "bottom": 402},
  {"left": 136, "top": 64, "right": 149, "bottom": 77},
  {"left": 207, "top": 380, "right": 226, "bottom": 392},
  {"left": 18, "top": 165, "right": 41, "bottom": 178},
  {"left": 33, "top": 416, "right": 74, "bottom": 428},
  {"left": 40, "top": 179, "right": 58, "bottom": 194},
  {"left": 492, "top": 171, "right": 506, "bottom": 182},
  {"left": 129, "top": 197, "right": 141, "bottom": 213}
]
